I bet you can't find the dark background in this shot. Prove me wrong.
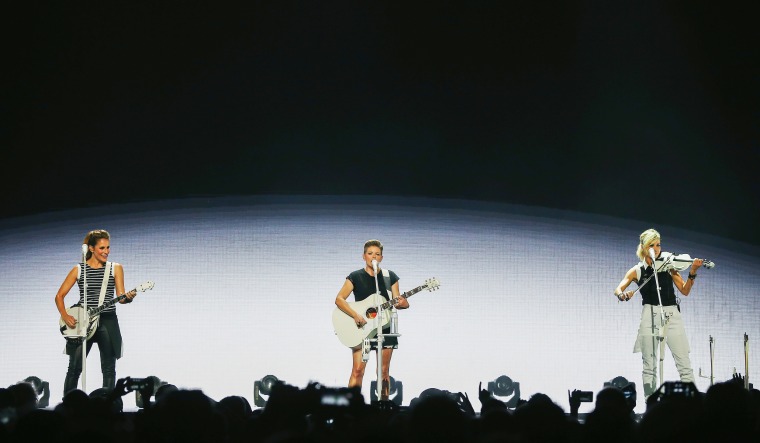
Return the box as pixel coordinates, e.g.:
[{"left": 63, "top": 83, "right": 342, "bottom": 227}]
[{"left": 4, "top": 1, "right": 758, "bottom": 245}]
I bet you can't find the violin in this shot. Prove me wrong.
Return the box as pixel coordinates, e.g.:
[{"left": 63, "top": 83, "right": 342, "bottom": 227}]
[
  {"left": 616, "top": 252, "right": 715, "bottom": 301},
  {"left": 651, "top": 252, "right": 715, "bottom": 272}
]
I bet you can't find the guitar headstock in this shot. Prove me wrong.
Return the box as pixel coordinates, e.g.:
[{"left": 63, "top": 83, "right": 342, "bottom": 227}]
[
  {"left": 136, "top": 281, "right": 155, "bottom": 292},
  {"left": 425, "top": 278, "right": 441, "bottom": 291},
  {"left": 703, "top": 259, "right": 715, "bottom": 269}
]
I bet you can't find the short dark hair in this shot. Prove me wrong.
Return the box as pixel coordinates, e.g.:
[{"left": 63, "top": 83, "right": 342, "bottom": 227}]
[{"left": 363, "top": 239, "right": 383, "bottom": 254}]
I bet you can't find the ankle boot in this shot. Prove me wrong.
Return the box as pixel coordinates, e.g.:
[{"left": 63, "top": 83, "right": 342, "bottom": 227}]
[
  {"left": 102, "top": 374, "right": 116, "bottom": 390},
  {"left": 63, "top": 374, "right": 80, "bottom": 397}
]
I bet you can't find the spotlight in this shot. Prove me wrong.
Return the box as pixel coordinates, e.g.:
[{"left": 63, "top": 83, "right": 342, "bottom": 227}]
[
  {"left": 254, "top": 375, "right": 283, "bottom": 408},
  {"left": 604, "top": 376, "right": 636, "bottom": 410},
  {"left": 369, "top": 376, "right": 403, "bottom": 406},
  {"left": 488, "top": 375, "right": 521, "bottom": 408}
]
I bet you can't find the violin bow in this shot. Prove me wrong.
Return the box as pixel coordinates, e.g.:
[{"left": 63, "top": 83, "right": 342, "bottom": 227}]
[{"left": 617, "top": 254, "right": 712, "bottom": 301}]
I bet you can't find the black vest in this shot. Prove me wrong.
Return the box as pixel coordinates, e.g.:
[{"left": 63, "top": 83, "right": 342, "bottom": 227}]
[{"left": 639, "top": 265, "right": 677, "bottom": 306}]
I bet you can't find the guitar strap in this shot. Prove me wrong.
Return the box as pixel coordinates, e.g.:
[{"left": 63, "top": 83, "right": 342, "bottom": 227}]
[
  {"left": 63, "top": 261, "right": 112, "bottom": 352},
  {"left": 84, "top": 261, "right": 113, "bottom": 340},
  {"left": 75, "top": 261, "right": 113, "bottom": 307},
  {"left": 98, "top": 262, "right": 113, "bottom": 308},
  {"left": 382, "top": 268, "right": 392, "bottom": 299}
]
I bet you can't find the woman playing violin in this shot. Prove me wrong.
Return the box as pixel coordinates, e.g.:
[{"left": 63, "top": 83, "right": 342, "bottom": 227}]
[{"left": 614, "top": 228, "right": 704, "bottom": 399}]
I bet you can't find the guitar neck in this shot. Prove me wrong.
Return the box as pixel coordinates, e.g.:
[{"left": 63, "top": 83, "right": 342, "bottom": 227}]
[
  {"left": 379, "top": 285, "right": 426, "bottom": 311},
  {"left": 88, "top": 294, "right": 128, "bottom": 316}
]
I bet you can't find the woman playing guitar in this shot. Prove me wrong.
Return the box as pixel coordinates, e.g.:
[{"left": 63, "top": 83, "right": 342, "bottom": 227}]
[
  {"left": 54, "top": 229, "right": 137, "bottom": 397},
  {"left": 334, "top": 239, "right": 410, "bottom": 401}
]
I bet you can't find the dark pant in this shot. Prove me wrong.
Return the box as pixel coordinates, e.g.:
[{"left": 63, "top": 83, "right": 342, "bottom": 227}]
[{"left": 63, "top": 318, "right": 118, "bottom": 395}]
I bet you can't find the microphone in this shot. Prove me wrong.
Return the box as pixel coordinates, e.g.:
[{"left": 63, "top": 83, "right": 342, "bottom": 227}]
[
  {"left": 81, "top": 244, "right": 88, "bottom": 257},
  {"left": 371, "top": 259, "right": 378, "bottom": 273},
  {"left": 648, "top": 248, "right": 658, "bottom": 270}
]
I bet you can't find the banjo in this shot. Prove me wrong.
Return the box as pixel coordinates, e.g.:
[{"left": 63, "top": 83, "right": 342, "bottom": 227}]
[{"left": 59, "top": 280, "right": 154, "bottom": 341}]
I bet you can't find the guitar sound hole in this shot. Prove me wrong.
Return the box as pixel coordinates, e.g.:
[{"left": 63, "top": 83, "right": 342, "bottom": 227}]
[{"left": 366, "top": 308, "right": 377, "bottom": 319}]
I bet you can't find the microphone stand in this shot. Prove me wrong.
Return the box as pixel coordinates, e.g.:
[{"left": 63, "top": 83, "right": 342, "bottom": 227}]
[
  {"left": 371, "top": 262, "right": 401, "bottom": 404},
  {"left": 81, "top": 245, "right": 88, "bottom": 393},
  {"left": 637, "top": 252, "right": 712, "bottom": 391},
  {"left": 698, "top": 335, "right": 715, "bottom": 386},
  {"left": 744, "top": 333, "right": 750, "bottom": 390},
  {"left": 649, "top": 250, "right": 668, "bottom": 390},
  {"left": 371, "top": 263, "right": 384, "bottom": 402}
]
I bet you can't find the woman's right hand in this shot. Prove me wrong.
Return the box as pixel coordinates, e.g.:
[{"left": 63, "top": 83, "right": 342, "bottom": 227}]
[
  {"left": 354, "top": 315, "right": 366, "bottom": 328},
  {"left": 63, "top": 314, "right": 77, "bottom": 328}
]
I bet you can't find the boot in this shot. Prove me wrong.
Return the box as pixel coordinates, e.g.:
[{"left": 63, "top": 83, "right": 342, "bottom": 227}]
[
  {"left": 63, "top": 373, "right": 80, "bottom": 397},
  {"left": 102, "top": 374, "right": 116, "bottom": 390}
]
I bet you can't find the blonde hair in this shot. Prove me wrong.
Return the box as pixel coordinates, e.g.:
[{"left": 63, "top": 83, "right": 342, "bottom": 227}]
[
  {"left": 83, "top": 229, "right": 110, "bottom": 260},
  {"left": 363, "top": 239, "right": 383, "bottom": 254},
  {"left": 636, "top": 228, "right": 660, "bottom": 261}
]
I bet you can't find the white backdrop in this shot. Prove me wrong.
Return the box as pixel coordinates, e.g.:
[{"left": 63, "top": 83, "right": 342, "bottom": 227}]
[{"left": 1, "top": 196, "right": 758, "bottom": 414}]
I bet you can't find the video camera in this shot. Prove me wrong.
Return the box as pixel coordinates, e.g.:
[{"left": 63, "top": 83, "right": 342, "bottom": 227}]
[
  {"left": 125, "top": 377, "right": 154, "bottom": 393},
  {"left": 570, "top": 390, "right": 593, "bottom": 403}
]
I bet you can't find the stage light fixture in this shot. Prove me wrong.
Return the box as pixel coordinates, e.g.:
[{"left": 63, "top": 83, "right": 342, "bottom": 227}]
[
  {"left": 604, "top": 376, "right": 637, "bottom": 410},
  {"left": 369, "top": 376, "right": 403, "bottom": 406},
  {"left": 254, "top": 374, "right": 283, "bottom": 408},
  {"left": 487, "top": 375, "right": 521, "bottom": 408}
]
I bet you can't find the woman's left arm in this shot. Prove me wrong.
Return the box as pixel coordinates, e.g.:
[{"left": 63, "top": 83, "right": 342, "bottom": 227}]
[
  {"left": 673, "top": 258, "right": 703, "bottom": 296},
  {"left": 392, "top": 281, "right": 409, "bottom": 309},
  {"left": 114, "top": 263, "right": 136, "bottom": 303}
]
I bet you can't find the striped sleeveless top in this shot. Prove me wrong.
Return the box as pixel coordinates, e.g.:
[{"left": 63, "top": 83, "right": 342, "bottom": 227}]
[{"left": 76, "top": 262, "right": 116, "bottom": 313}]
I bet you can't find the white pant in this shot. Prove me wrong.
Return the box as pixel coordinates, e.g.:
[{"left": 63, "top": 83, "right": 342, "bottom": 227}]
[{"left": 633, "top": 304, "right": 694, "bottom": 397}]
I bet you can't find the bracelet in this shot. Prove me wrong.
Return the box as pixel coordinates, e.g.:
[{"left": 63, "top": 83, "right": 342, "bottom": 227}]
[{"left": 688, "top": 273, "right": 697, "bottom": 280}]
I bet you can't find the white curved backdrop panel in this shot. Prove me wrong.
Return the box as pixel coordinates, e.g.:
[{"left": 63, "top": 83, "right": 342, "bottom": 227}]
[{"left": 1, "top": 196, "right": 758, "bottom": 413}]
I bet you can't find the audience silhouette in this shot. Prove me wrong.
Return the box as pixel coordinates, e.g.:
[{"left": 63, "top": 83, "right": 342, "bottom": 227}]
[{"left": 1, "top": 377, "right": 758, "bottom": 443}]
